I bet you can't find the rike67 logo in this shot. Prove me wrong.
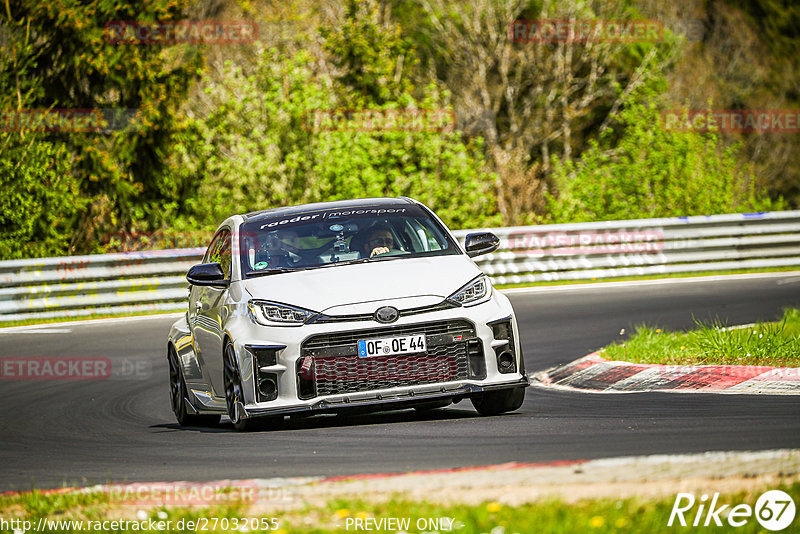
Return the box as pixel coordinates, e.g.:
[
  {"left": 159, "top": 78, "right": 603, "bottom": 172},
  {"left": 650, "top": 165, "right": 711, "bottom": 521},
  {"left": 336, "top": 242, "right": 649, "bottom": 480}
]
[{"left": 669, "top": 490, "right": 796, "bottom": 530}]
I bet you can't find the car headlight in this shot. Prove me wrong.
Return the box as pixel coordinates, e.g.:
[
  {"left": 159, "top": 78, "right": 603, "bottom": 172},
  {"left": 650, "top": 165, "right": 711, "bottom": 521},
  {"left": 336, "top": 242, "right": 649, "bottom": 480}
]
[
  {"left": 248, "top": 300, "right": 319, "bottom": 326},
  {"left": 447, "top": 275, "right": 491, "bottom": 306}
]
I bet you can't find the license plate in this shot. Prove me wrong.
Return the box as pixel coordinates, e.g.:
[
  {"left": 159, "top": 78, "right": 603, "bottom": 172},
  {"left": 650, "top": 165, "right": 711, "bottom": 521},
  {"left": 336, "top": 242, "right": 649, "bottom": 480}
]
[{"left": 357, "top": 335, "right": 427, "bottom": 358}]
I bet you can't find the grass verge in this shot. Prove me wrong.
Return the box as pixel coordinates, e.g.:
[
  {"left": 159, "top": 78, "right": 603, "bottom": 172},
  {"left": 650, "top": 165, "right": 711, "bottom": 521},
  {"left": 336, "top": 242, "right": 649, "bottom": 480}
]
[
  {"left": 1, "top": 481, "right": 797, "bottom": 533},
  {"left": 600, "top": 307, "right": 800, "bottom": 367},
  {"left": 0, "top": 309, "right": 182, "bottom": 329}
]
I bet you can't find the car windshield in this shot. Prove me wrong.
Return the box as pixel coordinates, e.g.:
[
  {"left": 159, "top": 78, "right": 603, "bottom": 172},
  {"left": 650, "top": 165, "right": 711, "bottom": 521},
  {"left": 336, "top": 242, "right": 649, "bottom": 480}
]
[{"left": 239, "top": 203, "right": 460, "bottom": 277}]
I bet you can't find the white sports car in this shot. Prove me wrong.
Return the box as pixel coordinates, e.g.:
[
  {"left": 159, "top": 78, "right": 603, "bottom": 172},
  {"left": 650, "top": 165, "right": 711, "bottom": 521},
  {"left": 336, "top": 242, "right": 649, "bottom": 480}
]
[{"left": 167, "top": 197, "right": 528, "bottom": 430}]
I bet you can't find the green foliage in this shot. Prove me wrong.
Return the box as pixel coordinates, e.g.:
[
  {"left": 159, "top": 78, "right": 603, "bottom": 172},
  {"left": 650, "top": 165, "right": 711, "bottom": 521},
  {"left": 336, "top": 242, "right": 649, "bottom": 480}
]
[
  {"left": 0, "top": 0, "right": 203, "bottom": 257},
  {"left": 168, "top": 49, "right": 332, "bottom": 229},
  {"left": 547, "top": 93, "right": 781, "bottom": 223},
  {"left": 321, "top": 0, "right": 418, "bottom": 106},
  {"left": 307, "top": 125, "right": 498, "bottom": 229},
  {"left": 0, "top": 135, "right": 83, "bottom": 259},
  {"left": 1, "top": 0, "right": 797, "bottom": 259},
  {"left": 169, "top": 38, "right": 499, "bottom": 232}
]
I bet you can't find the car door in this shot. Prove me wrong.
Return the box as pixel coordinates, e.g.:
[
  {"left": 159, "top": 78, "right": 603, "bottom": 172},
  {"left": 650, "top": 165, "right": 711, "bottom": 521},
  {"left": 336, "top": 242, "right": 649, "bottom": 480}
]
[
  {"left": 190, "top": 228, "right": 232, "bottom": 398},
  {"left": 188, "top": 232, "right": 221, "bottom": 330}
]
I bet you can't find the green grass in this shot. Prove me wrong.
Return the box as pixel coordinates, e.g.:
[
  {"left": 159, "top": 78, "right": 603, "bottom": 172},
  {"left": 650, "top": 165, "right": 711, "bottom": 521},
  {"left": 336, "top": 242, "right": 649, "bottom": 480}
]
[
  {"left": 310, "top": 485, "right": 800, "bottom": 534},
  {"left": 1, "top": 481, "right": 798, "bottom": 533},
  {"left": 600, "top": 307, "right": 800, "bottom": 367},
  {"left": 495, "top": 266, "right": 800, "bottom": 289},
  {"left": 0, "top": 488, "right": 250, "bottom": 533}
]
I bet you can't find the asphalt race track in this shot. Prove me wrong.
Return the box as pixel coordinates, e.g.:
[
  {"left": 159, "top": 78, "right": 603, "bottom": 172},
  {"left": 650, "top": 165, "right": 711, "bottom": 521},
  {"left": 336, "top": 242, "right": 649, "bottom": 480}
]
[{"left": 2, "top": 273, "right": 799, "bottom": 492}]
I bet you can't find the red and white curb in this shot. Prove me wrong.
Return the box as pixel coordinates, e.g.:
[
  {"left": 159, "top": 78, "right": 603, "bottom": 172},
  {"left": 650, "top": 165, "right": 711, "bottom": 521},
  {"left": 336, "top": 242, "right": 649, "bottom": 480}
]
[{"left": 535, "top": 353, "right": 800, "bottom": 394}]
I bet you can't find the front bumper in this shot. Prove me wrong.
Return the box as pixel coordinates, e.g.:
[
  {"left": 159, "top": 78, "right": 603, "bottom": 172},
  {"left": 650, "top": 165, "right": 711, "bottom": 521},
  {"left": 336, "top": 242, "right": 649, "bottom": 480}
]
[
  {"left": 243, "top": 377, "right": 529, "bottom": 418},
  {"left": 206, "top": 290, "right": 527, "bottom": 419}
]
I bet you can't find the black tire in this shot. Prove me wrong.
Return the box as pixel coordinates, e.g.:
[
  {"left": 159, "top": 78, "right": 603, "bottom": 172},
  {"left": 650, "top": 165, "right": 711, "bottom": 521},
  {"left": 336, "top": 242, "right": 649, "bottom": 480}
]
[
  {"left": 470, "top": 387, "right": 525, "bottom": 416},
  {"left": 167, "top": 346, "right": 221, "bottom": 427},
  {"left": 223, "top": 341, "right": 282, "bottom": 431}
]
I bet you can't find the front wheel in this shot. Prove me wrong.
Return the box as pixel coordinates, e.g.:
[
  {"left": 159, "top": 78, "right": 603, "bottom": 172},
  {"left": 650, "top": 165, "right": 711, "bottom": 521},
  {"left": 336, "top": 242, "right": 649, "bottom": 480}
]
[
  {"left": 168, "top": 346, "right": 220, "bottom": 427},
  {"left": 471, "top": 387, "right": 525, "bottom": 416}
]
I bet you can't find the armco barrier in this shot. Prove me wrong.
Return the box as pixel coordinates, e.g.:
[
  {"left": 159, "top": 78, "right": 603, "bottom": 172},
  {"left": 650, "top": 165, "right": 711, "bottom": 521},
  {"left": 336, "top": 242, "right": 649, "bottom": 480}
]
[
  {"left": 0, "top": 248, "right": 205, "bottom": 322},
  {"left": 1, "top": 211, "right": 799, "bottom": 322},
  {"left": 452, "top": 210, "right": 800, "bottom": 285}
]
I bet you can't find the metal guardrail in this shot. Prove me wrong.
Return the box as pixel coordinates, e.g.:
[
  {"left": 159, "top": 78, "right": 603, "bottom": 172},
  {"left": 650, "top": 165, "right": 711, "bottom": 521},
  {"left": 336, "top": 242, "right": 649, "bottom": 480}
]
[
  {"left": 1, "top": 211, "right": 799, "bottom": 322},
  {"left": 0, "top": 248, "right": 205, "bottom": 322},
  {"left": 452, "top": 210, "right": 800, "bottom": 285}
]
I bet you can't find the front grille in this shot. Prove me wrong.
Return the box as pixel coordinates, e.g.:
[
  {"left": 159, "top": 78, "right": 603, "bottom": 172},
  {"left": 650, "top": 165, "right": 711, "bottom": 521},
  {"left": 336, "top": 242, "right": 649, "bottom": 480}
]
[{"left": 298, "top": 320, "right": 475, "bottom": 399}]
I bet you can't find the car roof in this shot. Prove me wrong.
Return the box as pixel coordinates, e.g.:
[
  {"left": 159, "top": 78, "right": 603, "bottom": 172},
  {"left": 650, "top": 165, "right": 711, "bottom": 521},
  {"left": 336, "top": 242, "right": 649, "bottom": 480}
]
[{"left": 241, "top": 197, "right": 418, "bottom": 222}]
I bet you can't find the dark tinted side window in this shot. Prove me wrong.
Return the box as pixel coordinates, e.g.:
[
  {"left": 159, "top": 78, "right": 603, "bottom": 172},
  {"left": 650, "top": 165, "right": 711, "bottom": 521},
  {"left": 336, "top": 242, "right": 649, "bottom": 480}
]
[
  {"left": 202, "top": 232, "right": 222, "bottom": 264},
  {"left": 216, "top": 230, "right": 232, "bottom": 278},
  {"left": 203, "top": 228, "right": 232, "bottom": 279}
]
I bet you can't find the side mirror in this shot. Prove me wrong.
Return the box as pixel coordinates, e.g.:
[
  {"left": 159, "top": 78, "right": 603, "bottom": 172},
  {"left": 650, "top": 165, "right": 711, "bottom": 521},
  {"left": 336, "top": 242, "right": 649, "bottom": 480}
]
[
  {"left": 186, "top": 263, "right": 229, "bottom": 288},
  {"left": 464, "top": 232, "right": 500, "bottom": 258}
]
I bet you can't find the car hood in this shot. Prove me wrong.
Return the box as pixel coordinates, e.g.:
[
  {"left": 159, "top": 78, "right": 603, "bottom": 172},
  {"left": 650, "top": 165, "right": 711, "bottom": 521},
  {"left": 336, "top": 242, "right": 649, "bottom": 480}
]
[{"left": 242, "top": 255, "right": 483, "bottom": 313}]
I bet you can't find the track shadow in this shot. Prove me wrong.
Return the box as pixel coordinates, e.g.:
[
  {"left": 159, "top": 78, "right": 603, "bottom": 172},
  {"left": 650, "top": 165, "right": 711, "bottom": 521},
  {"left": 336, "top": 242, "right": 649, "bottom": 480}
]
[{"left": 151, "top": 404, "right": 481, "bottom": 433}]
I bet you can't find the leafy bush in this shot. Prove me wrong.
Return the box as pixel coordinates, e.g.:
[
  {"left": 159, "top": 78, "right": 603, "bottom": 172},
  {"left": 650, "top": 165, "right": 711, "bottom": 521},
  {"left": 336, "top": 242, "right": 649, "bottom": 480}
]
[
  {"left": 0, "top": 136, "right": 83, "bottom": 259},
  {"left": 0, "top": 0, "right": 202, "bottom": 257},
  {"left": 547, "top": 94, "right": 781, "bottom": 223},
  {"left": 167, "top": 10, "right": 501, "bottom": 233}
]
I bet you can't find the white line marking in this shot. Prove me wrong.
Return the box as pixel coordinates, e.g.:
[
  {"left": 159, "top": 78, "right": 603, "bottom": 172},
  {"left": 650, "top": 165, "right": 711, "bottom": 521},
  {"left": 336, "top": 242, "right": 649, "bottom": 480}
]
[
  {"left": 606, "top": 367, "right": 665, "bottom": 391},
  {"left": 8, "top": 328, "right": 73, "bottom": 334},
  {"left": 0, "top": 313, "right": 184, "bottom": 333},
  {"left": 717, "top": 323, "right": 757, "bottom": 332},
  {"left": 500, "top": 271, "right": 800, "bottom": 294},
  {"left": 554, "top": 362, "right": 613, "bottom": 386}
]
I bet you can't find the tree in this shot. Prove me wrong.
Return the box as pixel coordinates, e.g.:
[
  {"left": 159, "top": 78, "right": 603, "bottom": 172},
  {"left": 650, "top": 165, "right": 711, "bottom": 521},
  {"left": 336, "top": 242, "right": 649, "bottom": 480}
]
[
  {"left": 546, "top": 94, "right": 779, "bottom": 222},
  {"left": 399, "top": 0, "right": 678, "bottom": 224},
  {"left": 0, "top": 0, "right": 202, "bottom": 255},
  {"left": 0, "top": 138, "right": 83, "bottom": 259},
  {"left": 167, "top": 5, "right": 501, "bottom": 232},
  {"left": 321, "top": 0, "right": 417, "bottom": 106}
]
